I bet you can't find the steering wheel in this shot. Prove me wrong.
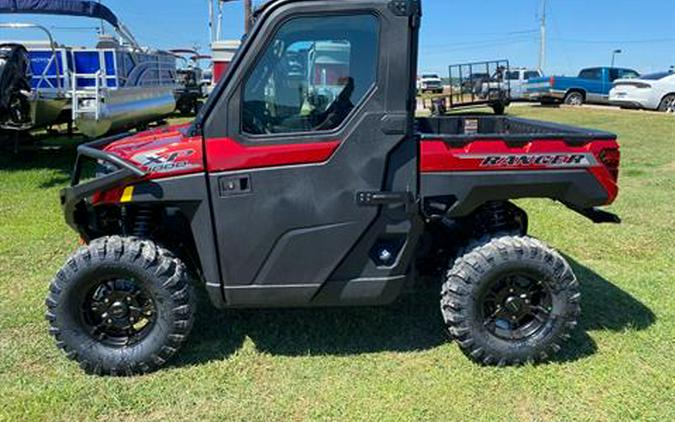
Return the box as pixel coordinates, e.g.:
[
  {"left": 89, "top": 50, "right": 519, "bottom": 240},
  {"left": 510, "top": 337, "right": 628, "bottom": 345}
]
[{"left": 242, "top": 104, "right": 273, "bottom": 134}]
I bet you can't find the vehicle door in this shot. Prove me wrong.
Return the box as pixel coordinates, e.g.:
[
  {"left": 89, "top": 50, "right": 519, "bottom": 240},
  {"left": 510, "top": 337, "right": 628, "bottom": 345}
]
[
  {"left": 200, "top": 1, "right": 421, "bottom": 306},
  {"left": 579, "top": 68, "right": 605, "bottom": 103},
  {"left": 505, "top": 70, "right": 522, "bottom": 99}
]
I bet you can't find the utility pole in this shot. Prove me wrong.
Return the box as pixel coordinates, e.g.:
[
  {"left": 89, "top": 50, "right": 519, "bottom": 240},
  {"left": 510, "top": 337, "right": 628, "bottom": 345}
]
[
  {"left": 208, "top": 0, "right": 215, "bottom": 42},
  {"left": 211, "top": 0, "right": 253, "bottom": 40},
  {"left": 244, "top": 0, "right": 253, "bottom": 33},
  {"left": 539, "top": 0, "right": 547, "bottom": 72}
]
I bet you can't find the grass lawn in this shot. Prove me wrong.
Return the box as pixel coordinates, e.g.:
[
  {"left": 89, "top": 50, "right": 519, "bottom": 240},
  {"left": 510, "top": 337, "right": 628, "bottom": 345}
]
[{"left": 0, "top": 106, "right": 673, "bottom": 421}]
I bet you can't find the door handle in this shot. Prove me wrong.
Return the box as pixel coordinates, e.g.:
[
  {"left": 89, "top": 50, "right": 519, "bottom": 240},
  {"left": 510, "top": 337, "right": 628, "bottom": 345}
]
[{"left": 357, "top": 191, "right": 413, "bottom": 206}]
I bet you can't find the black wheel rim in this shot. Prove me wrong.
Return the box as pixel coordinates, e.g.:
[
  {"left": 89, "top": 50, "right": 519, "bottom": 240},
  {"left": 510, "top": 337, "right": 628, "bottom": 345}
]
[
  {"left": 479, "top": 273, "right": 553, "bottom": 341},
  {"left": 81, "top": 277, "right": 157, "bottom": 347}
]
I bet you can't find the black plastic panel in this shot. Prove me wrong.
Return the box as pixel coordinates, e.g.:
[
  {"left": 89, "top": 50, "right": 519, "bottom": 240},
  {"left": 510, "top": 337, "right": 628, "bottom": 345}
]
[{"left": 421, "top": 170, "right": 610, "bottom": 218}]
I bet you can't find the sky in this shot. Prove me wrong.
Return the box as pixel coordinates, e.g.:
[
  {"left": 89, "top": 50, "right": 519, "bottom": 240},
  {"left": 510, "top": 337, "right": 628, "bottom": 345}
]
[{"left": 1, "top": 0, "right": 674, "bottom": 76}]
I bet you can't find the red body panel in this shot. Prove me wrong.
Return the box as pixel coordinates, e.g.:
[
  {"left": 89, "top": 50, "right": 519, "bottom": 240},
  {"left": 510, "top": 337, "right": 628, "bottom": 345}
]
[
  {"left": 420, "top": 138, "right": 620, "bottom": 204},
  {"left": 94, "top": 124, "right": 619, "bottom": 206},
  {"left": 101, "top": 125, "right": 340, "bottom": 177},
  {"left": 103, "top": 124, "right": 205, "bottom": 179},
  {"left": 205, "top": 138, "right": 340, "bottom": 173}
]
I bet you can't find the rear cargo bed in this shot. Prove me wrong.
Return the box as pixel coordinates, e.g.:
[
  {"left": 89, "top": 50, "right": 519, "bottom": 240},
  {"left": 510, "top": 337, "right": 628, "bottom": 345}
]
[{"left": 416, "top": 116, "right": 620, "bottom": 218}]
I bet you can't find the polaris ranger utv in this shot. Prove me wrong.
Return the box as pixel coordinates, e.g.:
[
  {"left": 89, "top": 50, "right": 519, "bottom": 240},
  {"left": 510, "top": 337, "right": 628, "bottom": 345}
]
[{"left": 48, "top": 0, "right": 621, "bottom": 375}]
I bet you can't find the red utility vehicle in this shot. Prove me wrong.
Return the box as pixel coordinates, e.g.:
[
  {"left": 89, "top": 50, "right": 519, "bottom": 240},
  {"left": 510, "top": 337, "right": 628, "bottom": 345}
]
[{"left": 48, "top": 0, "right": 620, "bottom": 375}]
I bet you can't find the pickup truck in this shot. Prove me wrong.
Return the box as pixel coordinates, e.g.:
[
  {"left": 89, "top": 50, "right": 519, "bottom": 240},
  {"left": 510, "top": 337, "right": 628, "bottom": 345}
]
[
  {"left": 49, "top": 0, "right": 622, "bottom": 375},
  {"left": 527, "top": 67, "right": 640, "bottom": 105},
  {"left": 506, "top": 68, "right": 543, "bottom": 100},
  {"left": 417, "top": 73, "right": 444, "bottom": 93}
]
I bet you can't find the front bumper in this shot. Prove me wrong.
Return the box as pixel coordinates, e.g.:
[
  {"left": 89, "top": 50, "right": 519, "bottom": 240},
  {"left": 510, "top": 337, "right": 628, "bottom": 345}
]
[
  {"left": 421, "top": 85, "right": 442, "bottom": 91},
  {"left": 60, "top": 132, "right": 146, "bottom": 233}
]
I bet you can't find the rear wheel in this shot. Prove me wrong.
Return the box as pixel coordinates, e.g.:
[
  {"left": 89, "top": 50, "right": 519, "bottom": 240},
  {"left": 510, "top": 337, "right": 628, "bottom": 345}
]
[
  {"left": 441, "top": 236, "right": 580, "bottom": 365},
  {"left": 564, "top": 91, "right": 584, "bottom": 106},
  {"left": 658, "top": 94, "right": 675, "bottom": 113},
  {"left": 46, "top": 236, "right": 195, "bottom": 375},
  {"left": 177, "top": 98, "right": 196, "bottom": 115}
]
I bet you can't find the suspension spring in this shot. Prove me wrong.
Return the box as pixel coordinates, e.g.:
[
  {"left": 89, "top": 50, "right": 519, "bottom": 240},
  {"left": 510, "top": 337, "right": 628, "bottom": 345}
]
[
  {"left": 133, "top": 207, "right": 154, "bottom": 238},
  {"left": 483, "top": 201, "right": 509, "bottom": 230}
]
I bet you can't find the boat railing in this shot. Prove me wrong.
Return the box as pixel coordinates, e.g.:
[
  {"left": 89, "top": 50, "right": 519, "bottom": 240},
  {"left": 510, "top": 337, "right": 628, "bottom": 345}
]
[
  {"left": 72, "top": 69, "right": 104, "bottom": 122},
  {"left": 0, "top": 22, "right": 66, "bottom": 96}
]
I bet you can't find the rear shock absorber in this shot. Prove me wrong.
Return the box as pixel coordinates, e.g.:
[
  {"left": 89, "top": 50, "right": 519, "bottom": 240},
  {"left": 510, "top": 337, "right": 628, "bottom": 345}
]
[
  {"left": 132, "top": 206, "right": 154, "bottom": 238},
  {"left": 472, "top": 201, "right": 526, "bottom": 236},
  {"left": 484, "top": 201, "right": 509, "bottom": 230}
]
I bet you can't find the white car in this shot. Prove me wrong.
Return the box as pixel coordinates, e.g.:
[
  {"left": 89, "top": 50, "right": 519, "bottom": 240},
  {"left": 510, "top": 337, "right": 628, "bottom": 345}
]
[
  {"left": 609, "top": 71, "right": 675, "bottom": 112},
  {"left": 417, "top": 73, "right": 444, "bottom": 94}
]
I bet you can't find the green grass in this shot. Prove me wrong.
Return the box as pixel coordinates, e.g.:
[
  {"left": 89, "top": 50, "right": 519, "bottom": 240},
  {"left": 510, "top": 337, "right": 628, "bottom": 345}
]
[{"left": 1, "top": 107, "right": 674, "bottom": 421}]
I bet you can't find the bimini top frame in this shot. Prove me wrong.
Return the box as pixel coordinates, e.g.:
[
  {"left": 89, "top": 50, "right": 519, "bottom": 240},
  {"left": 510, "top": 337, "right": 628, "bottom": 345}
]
[
  {"left": 0, "top": 22, "right": 65, "bottom": 94},
  {"left": 0, "top": 0, "right": 140, "bottom": 49}
]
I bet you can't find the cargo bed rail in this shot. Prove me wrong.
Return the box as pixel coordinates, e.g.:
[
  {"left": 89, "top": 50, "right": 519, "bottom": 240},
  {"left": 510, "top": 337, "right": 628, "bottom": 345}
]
[{"left": 416, "top": 116, "right": 616, "bottom": 146}]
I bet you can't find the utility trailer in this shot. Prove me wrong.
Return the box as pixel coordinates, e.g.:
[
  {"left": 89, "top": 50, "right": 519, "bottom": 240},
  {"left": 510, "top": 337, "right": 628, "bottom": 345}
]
[
  {"left": 48, "top": 0, "right": 621, "bottom": 375},
  {"left": 422, "top": 60, "right": 511, "bottom": 115}
]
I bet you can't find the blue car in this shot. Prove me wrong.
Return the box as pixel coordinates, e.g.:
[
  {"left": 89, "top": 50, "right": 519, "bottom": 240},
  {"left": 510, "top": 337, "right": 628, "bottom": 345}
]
[{"left": 526, "top": 67, "right": 640, "bottom": 105}]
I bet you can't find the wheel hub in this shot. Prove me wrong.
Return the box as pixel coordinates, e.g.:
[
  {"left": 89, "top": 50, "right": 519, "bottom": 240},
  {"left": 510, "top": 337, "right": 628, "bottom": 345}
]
[
  {"left": 82, "top": 278, "right": 156, "bottom": 347},
  {"left": 504, "top": 296, "right": 522, "bottom": 313},
  {"left": 480, "top": 274, "right": 553, "bottom": 340},
  {"left": 109, "top": 301, "right": 129, "bottom": 318}
]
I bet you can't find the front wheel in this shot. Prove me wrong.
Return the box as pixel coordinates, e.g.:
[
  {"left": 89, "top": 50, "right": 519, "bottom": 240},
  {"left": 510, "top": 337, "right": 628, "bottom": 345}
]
[
  {"left": 46, "top": 236, "right": 195, "bottom": 375},
  {"left": 441, "top": 236, "right": 580, "bottom": 365}
]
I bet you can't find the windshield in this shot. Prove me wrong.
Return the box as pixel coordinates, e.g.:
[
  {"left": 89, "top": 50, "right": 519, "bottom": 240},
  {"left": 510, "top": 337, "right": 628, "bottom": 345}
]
[
  {"left": 422, "top": 74, "right": 439, "bottom": 79},
  {"left": 641, "top": 72, "right": 674, "bottom": 80}
]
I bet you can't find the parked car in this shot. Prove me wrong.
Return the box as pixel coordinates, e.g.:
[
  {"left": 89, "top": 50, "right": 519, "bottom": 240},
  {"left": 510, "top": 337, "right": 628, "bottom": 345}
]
[
  {"left": 505, "top": 68, "right": 543, "bottom": 100},
  {"left": 527, "top": 67, "right": 640, "bottom": 105},
  {"left": 417, "top": 73, "right": 443, "bottom": 94},
  {"left": 609, "top": 71, "right": 675, "bottom": 112}
]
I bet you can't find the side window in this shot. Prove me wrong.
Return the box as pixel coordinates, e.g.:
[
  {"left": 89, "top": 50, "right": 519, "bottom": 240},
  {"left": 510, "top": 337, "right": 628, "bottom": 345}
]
[
  {"left": 579, "top": 69, "right": 601, "bottom": 80},
  {"left": 524, "top": 71, "right": 541, "bottom": 80},
  {"left": 609, "top": 69, "right": 620, "bottom": 81},
  {"left": 242, "top": 14, "right": 379, "bottom": 136},
  {"left": 505, "top": 71, "right": 520, "bottom": 80}
]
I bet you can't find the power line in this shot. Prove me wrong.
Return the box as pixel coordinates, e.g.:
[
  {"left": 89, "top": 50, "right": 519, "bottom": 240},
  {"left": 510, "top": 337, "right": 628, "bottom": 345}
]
[
  {"left": 421, "top": 34, "right": 537, "bottom": 50},
  {"left": 422, "top": 29, "right": 538, "bottom": 49},
  {"left": 420, "top": 38, "right": 535, "bottom": 56},
  {"left": 550, "top": 37, "right": 675, "bottom": 45}
]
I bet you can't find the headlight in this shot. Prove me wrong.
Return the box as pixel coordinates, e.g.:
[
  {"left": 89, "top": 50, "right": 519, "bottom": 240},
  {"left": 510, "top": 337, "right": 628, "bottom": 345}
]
[{"left": 95, "top": 160, "right": 118, "bottom": 178}]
